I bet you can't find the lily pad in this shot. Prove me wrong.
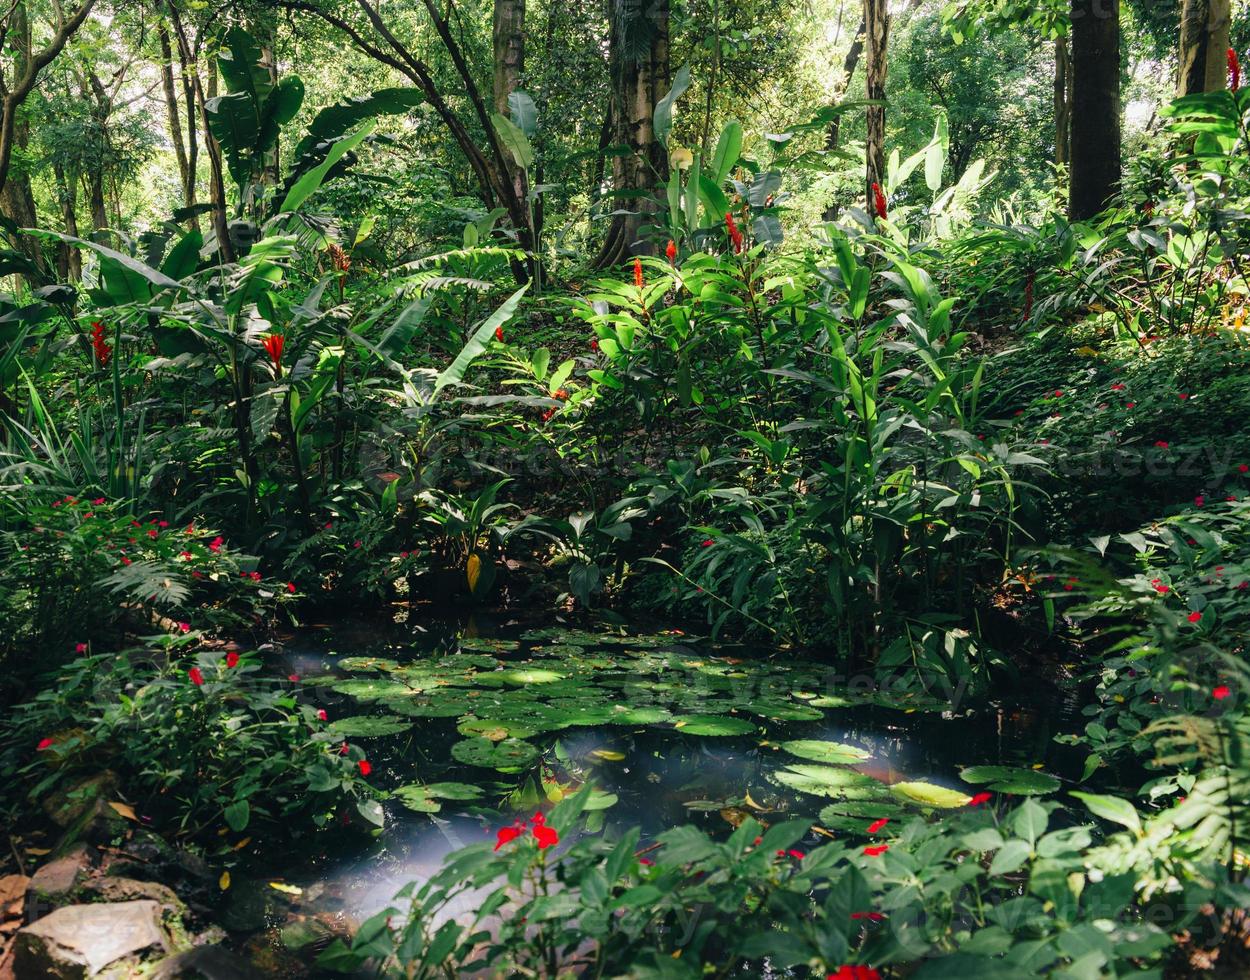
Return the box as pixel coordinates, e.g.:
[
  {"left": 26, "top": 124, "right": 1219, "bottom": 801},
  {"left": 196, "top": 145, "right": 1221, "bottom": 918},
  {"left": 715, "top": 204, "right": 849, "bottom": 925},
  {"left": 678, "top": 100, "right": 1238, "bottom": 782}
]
[
  {"left": 451, "top": 737, "right": 540, "bottom": 770},
  {"left": 383, "top": 696, "right": 472, "bottom": 718},
  {"left": 331, "top": 679, "right": 417, "bottom": 700},
  {"left": 889, "top": 781, "right": 972, "bottom": 809},
  {"left": 607, "top": 705, "right": 673, "bottom": 725},
  {"left": 772, "top": 765, "right": 881, "bottom": 799},
  {"left": 673, "top": 714, "right": 756, "bottom": 736},
  {"left": 959, "top": 766, "right": 1061, "bottom": 795},
  {"left": 329, "top": 715, "right": 410, "bottom": 738},
  {"left": 393, "top": 781, "right": 485, "bottom": 813},
  {"left": 780, "top": 740, "right": 871, "bottom": 764},
  {"left": 457, "top": 717, "right": 538, "bottom": 741},
  {"left": 459, "top": 637, "right": 520, "bottom": 652},
  {"left": 338, "top": 656, "right": 400, "bottom": 672},
  {"left": 745, "top": 701, "right": 824, "bottom": 722}
]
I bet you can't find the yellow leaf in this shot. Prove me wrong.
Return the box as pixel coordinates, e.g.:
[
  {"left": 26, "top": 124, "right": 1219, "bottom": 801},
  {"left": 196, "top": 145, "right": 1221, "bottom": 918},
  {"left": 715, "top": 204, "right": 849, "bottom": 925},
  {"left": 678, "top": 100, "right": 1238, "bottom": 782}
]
[
  {"left": 108, "top": 801, "right": 138, "bottom": 821},
  {"left": 233, "top": 837, "right": 252, "bottom": 851},
  {"left": 219, "top": 871, "right": 231, "bottom": 891},
  {"left": 268, "top": 882, "right": 303, "bottom": 895},
  {"left": 590, "top": 749, "right": 625, "bottom": 761},
  {"left": 25, "top": 847, "right": 50, "bottom": 857},
  {"left": 1075, "top": 345, "right": 1100, "bottom": 357},
  {"left": 466, "top": 554, "right": 482, "bottom": 593},
  {"left": 744, "top": 791, "right": 766, "bottom": 811}
]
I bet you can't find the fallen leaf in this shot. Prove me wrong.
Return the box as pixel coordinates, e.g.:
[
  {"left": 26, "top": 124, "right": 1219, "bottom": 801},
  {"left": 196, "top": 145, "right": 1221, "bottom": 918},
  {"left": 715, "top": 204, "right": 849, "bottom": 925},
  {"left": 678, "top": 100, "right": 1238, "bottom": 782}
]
[
  {"left": 232, "top": 837, "right": 252, "bottom": 851},
  {"left": 219, "top": 871, "right": 231, "bottom": 890},
  {"left": 268, "top": 882, "right": 303, "bottom": 896},
  {"left": 108, "top": 801, "right": 138, "bottom": 821},
  {"left": 590, "top": 749, "right": 625, "bottom": 761}
]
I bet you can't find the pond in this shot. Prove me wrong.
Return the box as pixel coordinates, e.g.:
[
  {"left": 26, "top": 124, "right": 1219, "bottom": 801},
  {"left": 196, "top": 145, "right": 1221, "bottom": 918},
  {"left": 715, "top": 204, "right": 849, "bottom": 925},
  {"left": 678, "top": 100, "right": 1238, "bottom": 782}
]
[{"left": 225, "top": 617, "right": 1082, "bottom": 969}]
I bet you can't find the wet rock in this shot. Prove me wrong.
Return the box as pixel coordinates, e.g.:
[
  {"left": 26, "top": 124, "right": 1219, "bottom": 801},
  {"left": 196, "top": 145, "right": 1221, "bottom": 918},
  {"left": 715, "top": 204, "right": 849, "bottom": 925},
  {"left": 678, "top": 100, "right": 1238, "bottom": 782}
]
[
  {"left": 150, "top": 945, "right": 261, "bottom": 980},
  {"left": 83, "top": 878, "right": 186, "bottom": 919},
  {"left": 0, "top": 874, "right": 29, "bottom": 940},
  {"left": 13, "top": 900, "right": 169, "bottom": 978},
  {"left": 26, "top": 844, "right": 95, "bottom": 919},
  {"left": 43, "top": 774, "right": 119, "bottom": 830}
]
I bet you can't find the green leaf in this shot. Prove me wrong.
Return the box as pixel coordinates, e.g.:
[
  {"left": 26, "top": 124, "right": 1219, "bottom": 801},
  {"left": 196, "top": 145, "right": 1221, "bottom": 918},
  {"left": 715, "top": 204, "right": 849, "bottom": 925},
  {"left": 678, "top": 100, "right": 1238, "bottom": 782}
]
[
  {"left": 709, "top": 119, "right": 743, "bottom": 183},
  {"left": 988, "top": 838, "right": 1031, "bottom": 875},
  {"left": 224, "top": 799, "right": 250, "bottom": 831},
  {"left": 781, "top": 739, "right": 870, "bottom": 764},
  {"left": 1070, "top": 792, "right": 1141, "bottom": 833},
  {"left": 433, "top": 285, "right": 529, "bottom": 396},
  {"left": 890, "top": 781, "right": 972, "bottom": 808},
  {"left": 507, "top": 90, "right": 538, "bottom": 136},
  {"left": 491, "top": 112, "right": 535, "bottom": 171},
  {"left": 654, "top": 65, "right": 691, "bottom": 149},
  {"left": 279, "top": 121, "right": 376, "bottom": 214},
  {"left": 959, "top": 766, "right": 1061, "bottom": 796}
]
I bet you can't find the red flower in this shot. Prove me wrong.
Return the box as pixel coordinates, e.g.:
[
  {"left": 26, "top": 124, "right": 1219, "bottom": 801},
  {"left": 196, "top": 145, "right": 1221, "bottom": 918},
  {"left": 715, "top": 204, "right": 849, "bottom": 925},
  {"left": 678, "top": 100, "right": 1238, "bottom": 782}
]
[
  {"left": 495, "top": 824, "right": 524, "bottom": 850},
  {"left": 178, "top": 622, "right": 191, "bottom": 634},
  {"left": 828, "top": 966, "right": 881, "bottom": 980},
  {"left": 1152, "top": 579, "right": 1170, "bottom": 594},
  {"left": 1111, "top": 382, "right": 1125, "bottom": 391},
  {"left": 725, "top": 212, "right": 744, "bottom": 253},
  {"left": 261, "top": 333, "right": 285, "bottom": 369},
  {"left": 850, "top": 911, "right": 885, "bottom": 921},
  {"left": 786, "top": 849, "right": 805, "bottom": 859},
  {"left": 633, "top": 256, "right": 644, "bottom": 288},
  {"left": 188, "top": 667, "right": 204, "bottom": 686},
  {"left": 287, "top": 581, "right": 297, "bottom": 594},
  {"left": 1195, "top": 495, "right": 1205, "bottom": 507},
  {"left": 1153, "top": 440, "right": 1169, "bottom": 449},
  {"left": 1187, "top": 610, "right": 1202, "bottom": 623},
  {"left": 533, "top": 823, "right": 559, "bottom": 849},
  {"left": 37, "top": 737, "right": 54, "bottom": 751},
  {"left": 1230, "top": 48, "right": 1241, "bottom": 91},
  {"left": 75, "top": 642, "right": 87, "bottom": 654},
  {"left": 357, "top": 759, "right": 372, "bottom": 777},
  {"left": 590, "top": 337, "right": 599, "bottom": 352},
  {"left": 665, "top": 240, "right": 677, "bottom": 263},
  {"left": 288, "top": 673, "right": 300, "bottom": 682},
  {"left": 701, "top": 538, "right": 714, "bottom": 548},
  {"left": 339, "top": 742, "right": 350, "bottom": 756},
  {"left": 495, "top": 326, "right": 505, "bottom": 343},
  {"left": 1214, "top": 685, "right": 1232, "bottom": 700},
  {"left": 862, "top": 844, "right": 888, "bottom": 857},
  {"left": 225, "top": 651, "right": 239, "bottom": 668},
  {"left": 317, "top": 709, "right": 328, "bottom": 721},
  {"left": 90, "top": 321, "right": 112, "bottom": 366},
  {"left": 1178, "top": 393, "right": 1189, "bottom": 400},
  {"left": 871, "top": 182, "right": 887, "bottom": 220},
  {"left": 209, "top": 536, "right": 223, "bottom": 553},
  {"left": 866, "top": 817, "right": 889, "bottom": 833}
]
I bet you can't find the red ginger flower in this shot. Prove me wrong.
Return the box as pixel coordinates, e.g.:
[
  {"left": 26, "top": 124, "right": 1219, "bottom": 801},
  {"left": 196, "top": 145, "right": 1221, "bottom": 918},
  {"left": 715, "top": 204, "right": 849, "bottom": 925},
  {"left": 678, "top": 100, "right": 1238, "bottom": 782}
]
[
  {"left": 1230, "top": 48, "right": 1241, "bottom": 91},
  {"left": 725, "top": 212, "right": 744, "bottom": 253},
  {"left": 90, "top": 321, "right": 112, "bottom": 366},
  {"left": 261, "top": 333, "right": 284, "bottom": 369},
  {"left": 665, "top": 239, "right": 677, "bottom": 263},
  {"left": 633, "top": 256, "right": 644, "bottom": 289},
  {"left": 871, "top": 182, "right": 887, "bottom": 221},
  {"left": 495, "top": 326, "right": 504, "bottom": 342},
  {"left": 188, "top": 667, "right": 204, "bottom": 686}
]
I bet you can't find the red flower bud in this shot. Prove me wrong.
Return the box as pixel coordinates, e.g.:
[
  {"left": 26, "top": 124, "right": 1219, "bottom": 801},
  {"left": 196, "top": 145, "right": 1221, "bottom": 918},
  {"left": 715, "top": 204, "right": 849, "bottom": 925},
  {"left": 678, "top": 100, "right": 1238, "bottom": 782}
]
[{"left": 871, "top": 183, "right": 887, "bottom": 221}]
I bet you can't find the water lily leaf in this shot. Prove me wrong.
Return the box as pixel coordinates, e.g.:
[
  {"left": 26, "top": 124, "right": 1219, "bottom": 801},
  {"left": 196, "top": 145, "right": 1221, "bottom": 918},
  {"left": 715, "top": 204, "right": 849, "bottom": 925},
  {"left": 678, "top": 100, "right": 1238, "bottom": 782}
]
[
  {"left": 457, "top": 717, "right": 537, "bottom": 740},
  {"left": 451, "top": 737, "right": 540, "bottom": 770},
  {"left": 338, "top": 656, "right": 400, "bottom": 672},
  {"left": 781, "top": 740, "right": 871, "bottom": 764},
  {"left": 494, "top": 668, "right": 565, "bottom": 685},
  {"left": 384, "top": 697, "right": 471, "bottom": 718},
  {"left": 772, "top": 765, "right": 881, "bottom": 798},
  {"left": 607, "top": 706, "right": 673, "bottom": 725},
  {"left": 673, "top": 714, "right": 756, "bottom": 736},
  {"left": 745, "top": 701, "right": 824, "bottom": 722},
  {"left": 331, "top": 679, "right": 416, "bottom": 700},
  {"left": 329, "top": 715, "right": 411, "bottom": 737},
  {"left": 460, "top": 637, "right": 519, "bottom": 653},
  {"left": 422, "top": 782, "right": 486, "bottom": 800},
  {"left": 890, "top": 781, "right": 972, "bottom": 809},
  {"left": 959, "top": 766, "right": 1061, "bottom": 795}
]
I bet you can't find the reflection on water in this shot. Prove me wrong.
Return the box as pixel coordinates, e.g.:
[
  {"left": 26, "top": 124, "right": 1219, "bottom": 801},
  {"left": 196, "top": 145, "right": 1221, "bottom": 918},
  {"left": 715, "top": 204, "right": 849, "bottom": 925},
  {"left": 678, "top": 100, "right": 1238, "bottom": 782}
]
[{"left": 238, "top": 615, "right": 1081, "bottom": 961}]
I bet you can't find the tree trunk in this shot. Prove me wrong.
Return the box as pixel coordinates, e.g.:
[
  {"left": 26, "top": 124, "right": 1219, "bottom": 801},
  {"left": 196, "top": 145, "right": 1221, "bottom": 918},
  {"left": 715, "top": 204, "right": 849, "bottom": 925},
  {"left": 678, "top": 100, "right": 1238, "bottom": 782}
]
[
  {"left": 1068, "top": 0, "right": 1120, "bottom": 219},
  {"left": 158, "top": 21, "right": 198, "bottom": 228},
  {"left": 53, "top": 161, "right": 80, "bottom": 280},
  {"left": 597, "top": 0, "right": 670, "bottom": 266},
  {"left": 1054, "top": 35, "right": 1072, "bottom": 168},
  {"left": 823, "top": 17, "right": 866, "bottom": 220},
  {"left": 863, "top": 0, "right": 889, "bottom": 213},
  {"left": 492, "top": 0, "right": 529, "bottom": 268},
  {"left": 1178, "top": 0, "right": 1231, "bottom": 95},
  {"left": 0, "top": 1, "right": 44, "bottom": 275}
]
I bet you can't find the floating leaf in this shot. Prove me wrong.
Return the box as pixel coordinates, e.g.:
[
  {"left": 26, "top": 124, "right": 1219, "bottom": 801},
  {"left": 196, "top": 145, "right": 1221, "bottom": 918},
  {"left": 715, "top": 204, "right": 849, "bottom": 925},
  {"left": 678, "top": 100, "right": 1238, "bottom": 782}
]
[
  {"left": 331, "top": 679, "right": 416, "bottom": 700},
  {"left": 673, "top": 714, "right": 756, "bottom": 736},
  {"left": 457, "top": 717, "right": 537, "bottom": 740},
  {"left": 780, "top": 740, "right": 870, "bottom": 765},
  {"left": 451, "top": 737, "right": 540, "bottom": 770},
  {"left": 269, "top": 882, "right": 303, "bottom": 895},
  {"left": 772, "top": 765, "right": 881, "bottom": 799},
  {"left": 889, "top": 781, "right": 972, "bottom": 809},
  {"left": 338, "top": 656, "right": 400, "bottom": 672},
  {"left": 329, "top": 715, "right": 410, "bottom": 737},
  {"left": 959, "top": 766, "right": 1061, "bottom": 796}
]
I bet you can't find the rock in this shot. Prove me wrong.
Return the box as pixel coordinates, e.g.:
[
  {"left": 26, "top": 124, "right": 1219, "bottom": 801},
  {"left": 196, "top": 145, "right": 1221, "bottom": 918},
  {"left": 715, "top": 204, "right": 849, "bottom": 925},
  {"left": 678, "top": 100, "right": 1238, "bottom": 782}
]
[
  {"left": 26, "top": 844, "right": 95, "bottom": 919},
  {"left": 43, "top": 775, "right": 119, "bottom": 830},
  {"left": 83, "top": 878, "right": 186, "bottom": 919},
  {"left": 13, "top": 900, "right": 169, "bottom": 978},
  {"left": 150, "top": 945, "right": 261, "bottom": 980},
  {"left": 0, "top": 874, "right": 29, "bottom": 938}
]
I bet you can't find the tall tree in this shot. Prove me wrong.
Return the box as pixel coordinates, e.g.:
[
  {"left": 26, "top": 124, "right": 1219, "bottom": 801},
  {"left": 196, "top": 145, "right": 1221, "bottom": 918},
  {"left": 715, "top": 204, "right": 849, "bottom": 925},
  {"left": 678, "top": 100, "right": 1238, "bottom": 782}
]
[
  {"left": 493, "top": 0, "right": 528, "bottom": 233},
  {"left": 863, "top": 0, "right": 889, "bottom": 213},
  {"left": 1054, "top": 34, "right": 1072, "bottom": 168},
  {"left": 1068, "top": 0, "right": 1120, "bottom": 219},
  {"left": 157, "top": 19, "right": 199, "bottom": 229},
  {"left": 595, "top": 0, "right": 670, "bottom": 265},
  {"left": 0, "top": 0, "right": 97, "bottom": 200},
  {"left": 1177, "top": 0, "right": 1231, "bottom": 95}
]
